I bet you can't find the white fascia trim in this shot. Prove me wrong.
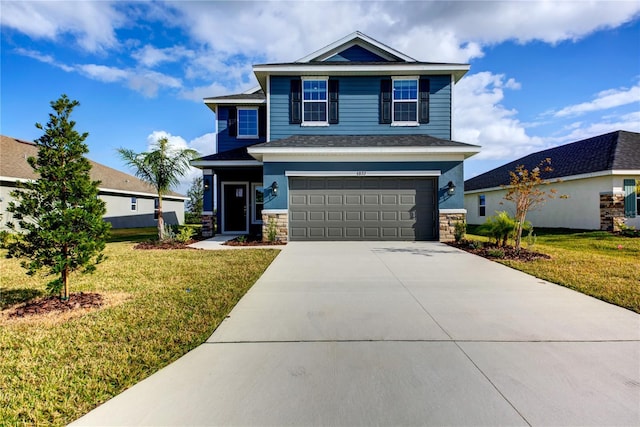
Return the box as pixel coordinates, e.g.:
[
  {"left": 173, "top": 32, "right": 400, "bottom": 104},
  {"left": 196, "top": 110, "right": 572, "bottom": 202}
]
[
  {"left": 612, "top": 169, "right": 640, "bottom": 175},
  {"left": 254, "top": 63, "right": 470, "bottom": 84},
  {"left": 295, "top": 31, "right": 416, "bottom": 63},
  {"left": 204, "top": 98, "right": 266, "bottom": 105},
  {"left": 191, "top": 160, "right": 263, "bottom": 168},
  {"left": 463, "top": 170, "right": 626, "bottom": 195},
  {"left": 440, "top": 209, "right": 467, "bottom": 214},
  {"left": 285, "top": 170, "right": 441, "bottom": 177},
  {"left": 256, "top": 153, "right": 469, "bottom": 163},
  {"left": 261, "top": 209, "right": 288, "bottom": 215},
  {"left": 243, "top": 85, "right": 262, "bottom": 94}
]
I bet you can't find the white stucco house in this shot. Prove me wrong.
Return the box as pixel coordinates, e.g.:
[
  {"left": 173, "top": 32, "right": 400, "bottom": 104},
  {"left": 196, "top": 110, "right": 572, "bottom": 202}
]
[
  {"left": 464, "top": 130, "right": 640, "bottom": 231},
  {"left": 1, "top": 135, "right": 187, "bottom": 229}
]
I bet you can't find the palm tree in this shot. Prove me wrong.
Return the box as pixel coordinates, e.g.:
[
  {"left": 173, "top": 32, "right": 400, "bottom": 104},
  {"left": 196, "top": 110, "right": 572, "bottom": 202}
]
[{"left": 118, "top": 137, "right": 198, "bottom": 240}]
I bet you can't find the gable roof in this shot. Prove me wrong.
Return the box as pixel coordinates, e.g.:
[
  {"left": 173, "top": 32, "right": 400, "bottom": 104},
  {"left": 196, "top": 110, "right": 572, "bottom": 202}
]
[
  {"left": 0, "top": 135, "right": 186, "bottom": 199},
  {"left": 296, "top": 31, "right": 416, "bottom": 63},
  {"left": 465, "top": 130, "right": 640, "bottom": 191}
]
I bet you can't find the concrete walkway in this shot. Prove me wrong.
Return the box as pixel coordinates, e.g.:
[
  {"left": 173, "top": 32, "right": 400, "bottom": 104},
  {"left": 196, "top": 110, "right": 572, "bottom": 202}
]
[
  {"left": 188, "top": 234, "right": 284, "bottom": 250},
  {"left": 73, "top": 242, "right": 640, "bottom": 426}
]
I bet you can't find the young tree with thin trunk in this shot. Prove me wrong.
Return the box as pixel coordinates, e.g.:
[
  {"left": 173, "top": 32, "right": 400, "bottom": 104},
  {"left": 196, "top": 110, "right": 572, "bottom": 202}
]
[
  {"left": 503, "top": 158, "right": 561, "bottom": 250},
  {"left": 186, "top": 176, "right": 204, "bottom": 224},
  {"left": 118, "top": 137, "right": 197, "bottom": 240},
  {"left": 6, "top": 95, "right": 110, "bottom": 300}
]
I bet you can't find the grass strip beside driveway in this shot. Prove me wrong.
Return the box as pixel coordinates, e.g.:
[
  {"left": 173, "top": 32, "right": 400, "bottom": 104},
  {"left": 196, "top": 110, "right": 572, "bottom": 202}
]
[
  {"left": 0, "top": 242, "right": 279, "bottom": 426},
  {"left": 468, "top": 230, "right": 640, "bottom": 314}
]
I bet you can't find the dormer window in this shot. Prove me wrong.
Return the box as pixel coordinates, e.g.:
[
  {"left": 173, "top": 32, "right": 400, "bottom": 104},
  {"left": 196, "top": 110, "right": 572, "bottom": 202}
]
[{"left": 302, "top": 77, "right": 328, "bottom": 125}]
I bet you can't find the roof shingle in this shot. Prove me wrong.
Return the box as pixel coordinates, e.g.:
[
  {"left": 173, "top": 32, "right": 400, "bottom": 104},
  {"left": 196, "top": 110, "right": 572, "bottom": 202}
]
[
  {"left": 249, "top": 134, "right": 479, "bottom": 149},
  {"left": 465, "top": 130, "right": 640, "bottom": 191}
]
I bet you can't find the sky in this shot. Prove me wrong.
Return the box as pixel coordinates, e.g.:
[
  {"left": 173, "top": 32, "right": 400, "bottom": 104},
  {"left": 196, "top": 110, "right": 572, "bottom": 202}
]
[{"left": 1, "top": 0, "right": 639, "bottom": 194}]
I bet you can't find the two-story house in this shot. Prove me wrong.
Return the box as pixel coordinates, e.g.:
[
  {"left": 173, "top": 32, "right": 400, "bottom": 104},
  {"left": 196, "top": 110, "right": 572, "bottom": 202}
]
[{"left": 191, "top": 32, "right": 480, "bottom": 241}]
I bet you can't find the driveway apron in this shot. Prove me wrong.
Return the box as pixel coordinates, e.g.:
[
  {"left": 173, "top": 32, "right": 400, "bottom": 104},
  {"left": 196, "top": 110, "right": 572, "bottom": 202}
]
[{"left": 73, "top": 241, "right": 640, "bottom": 426}]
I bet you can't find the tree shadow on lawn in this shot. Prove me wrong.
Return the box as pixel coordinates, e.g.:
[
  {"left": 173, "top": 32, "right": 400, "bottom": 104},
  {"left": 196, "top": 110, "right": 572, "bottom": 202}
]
[{"left": 0, "top": 288, "right": 44, "bottom": 310}]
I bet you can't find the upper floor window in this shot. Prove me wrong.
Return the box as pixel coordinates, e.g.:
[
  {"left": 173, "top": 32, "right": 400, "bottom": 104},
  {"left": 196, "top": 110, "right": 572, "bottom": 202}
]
[
  {"left": 392, "top": 78, "right": 418, "bottom": 124},
  {"left": 380, "top": 77, "right": 430, "bottom": 125},
  {"left": 302, "top": 78, "right": 328, "bottom": 124},
  {"left": 237, "top": 107, "right": 258, "bottom": 139},
  {"left": 290, "top": 78, "right": 338, "bottom": 125}
]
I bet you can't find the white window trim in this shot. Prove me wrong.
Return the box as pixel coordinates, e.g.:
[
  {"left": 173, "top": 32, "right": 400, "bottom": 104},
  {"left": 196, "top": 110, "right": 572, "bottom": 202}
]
[
  {"left": 251, "top": 182, "right": 264, "bottom": 225},
  {"left": 391, "top": 76, "right": 419, "bottom": 126},
  {"left": 301, "top": 76, "right": 329, "bottom": 126},
  {"left": 478, "top": 194, "right": 486, "bottom": 217},
  {"left": 130, "top": 197, "right": 137, "bottom": 212},
  {"left": 237, "top": 106, "right": 259, "bottom": 139}
]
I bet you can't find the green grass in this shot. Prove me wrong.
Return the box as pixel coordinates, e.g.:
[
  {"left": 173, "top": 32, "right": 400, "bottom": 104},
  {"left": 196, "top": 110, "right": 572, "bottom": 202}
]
[
  {"left": 466, "top": 229, "right": 640, "bottom": 313},
  {"left": 0, "top": 242, "right": 279, "bottom": 425}
]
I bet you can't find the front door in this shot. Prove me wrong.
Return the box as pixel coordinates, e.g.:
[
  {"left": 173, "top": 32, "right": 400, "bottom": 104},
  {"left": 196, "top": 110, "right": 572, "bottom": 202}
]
[{"left": 222, "top": 182, "right": 248, "bottom": 233}]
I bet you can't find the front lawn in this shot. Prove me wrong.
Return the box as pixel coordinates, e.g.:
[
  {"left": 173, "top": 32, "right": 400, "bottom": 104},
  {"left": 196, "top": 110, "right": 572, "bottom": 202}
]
[
  {"left": 466, "top": 229, "right": 640, "bottom": 313},
  {"left": 0, "top": 242, "right": 279, "bottom": 425}
]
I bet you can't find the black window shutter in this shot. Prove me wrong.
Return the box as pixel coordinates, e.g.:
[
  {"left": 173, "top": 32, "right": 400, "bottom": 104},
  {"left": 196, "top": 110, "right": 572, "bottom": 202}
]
[
  {"left": 258, "top": 105, "right": 266, "bottom": 137},
  {"left": 328, "top": 79, "right": 339, "bottom": 124},
  {"left": 419, "top": 77, "right": 430, "bottom": 124},
  {"left": 227, "top": 106, "right": 237, "bottom": 137},
  {"left": 290, "top": 79, "right": 302, "bottom": 124},
  {"left": 379, "top": 79, "right": 392, "bottom": 124}
]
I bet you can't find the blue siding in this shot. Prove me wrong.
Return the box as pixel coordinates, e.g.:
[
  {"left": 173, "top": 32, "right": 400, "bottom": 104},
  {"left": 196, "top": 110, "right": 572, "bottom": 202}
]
[
  {"left": 325, "top": 45, "right": 389, "bottom": 62},
  {"left": 263, "top": 161, "right": 463, "bottom": 211},
  {"left": 270, "top": 76, "right": 451, "bottom": 141},
  {"left": 216, "top": 106, "right": 266, "bottom": 153}
]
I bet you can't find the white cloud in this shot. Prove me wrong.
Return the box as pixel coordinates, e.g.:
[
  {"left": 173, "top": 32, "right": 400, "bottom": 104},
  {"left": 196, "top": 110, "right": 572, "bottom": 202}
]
[
  {"left": 556, "top": 111, "right": 640, "bottom": 143},
  {"left": 78, "top": 64, "right": 129, "bottom": 83},
  {"left": 454, "top": 71, "right": 545, "bottom": 159},
  {"left": 553, "top": 84, "right": 640, "bottom": 117},
  {"left": 1, "top": 0, "right": 124, "bottom": 52},
  {"left": 132, "top": 45, "right": 195, "bottom": 68}
]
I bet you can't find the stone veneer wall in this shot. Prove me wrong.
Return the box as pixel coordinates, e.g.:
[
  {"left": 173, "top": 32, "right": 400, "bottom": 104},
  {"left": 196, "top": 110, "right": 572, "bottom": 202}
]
[
  {"left": 439, "top": 212, "right": 465, "bottom": 242},
  {"left": 201, "top": 214, "right": 215, "bottom": 237},
  {"left": 600, "top": 192, "right": 625, "bottom": 232},
  {"left": 261, "top": 211, "right": 288, "bottom": 242}
]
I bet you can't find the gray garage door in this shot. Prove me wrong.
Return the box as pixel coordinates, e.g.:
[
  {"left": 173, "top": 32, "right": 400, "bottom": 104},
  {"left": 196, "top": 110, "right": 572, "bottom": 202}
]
[{"left": 289, "top": 177, "right": 437, "bottom": 241}]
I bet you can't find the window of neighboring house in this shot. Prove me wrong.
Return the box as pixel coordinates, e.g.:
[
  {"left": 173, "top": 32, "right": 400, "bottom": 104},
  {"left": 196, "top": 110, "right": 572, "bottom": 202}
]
[
  {"left": 130, "top": 197, "right": 137, "bottom": 212},
  {"left": 252, "top": 183, "right": 264, "bottom": 224},
  {"left": 237, "top": 107, "right": 258, "bottom": 139},
  {"left": 302, "top": 78, "right": 328, "bottom": 124},
  {"left": 154, "top": 198, "right": 159, "bottom": 220},
  {"left": 392, "top": 78, "right": 418, "bottom": 124},
  {"left": 479, "top": 195, "right": 486, "bottom": 217}
]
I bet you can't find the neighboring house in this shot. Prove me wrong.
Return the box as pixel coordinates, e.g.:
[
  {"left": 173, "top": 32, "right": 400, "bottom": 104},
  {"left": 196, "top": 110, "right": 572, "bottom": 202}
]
[
  {"left": 192, "top": 31, "right": 480, "bottom": 241},
  {"left": 464, "top": 130, "right": 640, "bottom": 231},
  {"left": 1, "top": 135, "right": 187, "bottom": 229}
]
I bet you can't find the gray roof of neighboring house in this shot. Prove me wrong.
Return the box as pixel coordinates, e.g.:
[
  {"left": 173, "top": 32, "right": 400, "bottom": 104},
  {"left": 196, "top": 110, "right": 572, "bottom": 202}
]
[
  {"left": 1, "top": 135, "right": 186, "bottom": 199},
  {"left": 465, "top": 130, "right": 640, "bottom": 192},
  {"left": 250, "top": 134, "right": 479, "bottom": 148}
]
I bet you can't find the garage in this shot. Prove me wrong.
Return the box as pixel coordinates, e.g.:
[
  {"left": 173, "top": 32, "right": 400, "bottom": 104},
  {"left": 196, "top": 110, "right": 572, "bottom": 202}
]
[{"left": 289, "top": 176, "right": 437, "bottom": 241}]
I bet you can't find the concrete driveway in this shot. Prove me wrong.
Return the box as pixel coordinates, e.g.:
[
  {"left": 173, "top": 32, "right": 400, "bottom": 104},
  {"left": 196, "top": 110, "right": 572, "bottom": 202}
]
[{"left": 73, "top": 241, "right": 640, "bottom": 426}]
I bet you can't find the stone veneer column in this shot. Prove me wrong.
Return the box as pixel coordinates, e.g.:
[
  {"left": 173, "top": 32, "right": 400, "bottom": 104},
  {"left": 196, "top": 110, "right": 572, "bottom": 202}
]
[
  {"left": 600, "top": 192, "right": 625, "bottom": 231},
  {"left": 201, "top": 214, "right": 215, "bottom": 237},
  {"left": 439, "top": 211, "right": 466, "bottom": 242},
  {"left": 261, "top": 210, "right": 288, "bottom": 242}
]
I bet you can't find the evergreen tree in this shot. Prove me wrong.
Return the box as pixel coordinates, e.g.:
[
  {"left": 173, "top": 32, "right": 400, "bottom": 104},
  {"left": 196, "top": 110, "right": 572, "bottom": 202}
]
[
  {"left": 118, "top": 137, "right": 197, "bottom": 240},
  {"left": 186, "top": 176, "right": 204, "bottom": 224},
  {"left": 6, "top": 95, "right": 110, "bottom": 300}
]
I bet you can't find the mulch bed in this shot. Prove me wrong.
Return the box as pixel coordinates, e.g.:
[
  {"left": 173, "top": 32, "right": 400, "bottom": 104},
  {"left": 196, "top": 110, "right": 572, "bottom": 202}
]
[
  {"left": 447, "top": 240, "right": 551, "bottom": 262},
  {"left": 7, "top": 292, "right": 104, "bottom": 318},
  {"left": 134, "top": 240, "right": 198, "bottom": 250},
  {"left": 223, "top": 239, "right": 286, "bottom": 246}
]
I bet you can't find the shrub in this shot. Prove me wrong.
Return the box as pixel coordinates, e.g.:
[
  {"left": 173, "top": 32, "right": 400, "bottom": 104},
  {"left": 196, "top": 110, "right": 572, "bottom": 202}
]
[
  {"left": 618, "top": 223, "right": 640, "bottom": 238},
  {"left": 487, "top": 248, "right": 505, "bottom": 258},
  {"left": 175, "top": 226, "right": 196, "bottom": 243},
  {"left": 453, "top": 221, "right": 466, "bottom": 243},
  {"left": 266, "top": 218, "right": 278, "bottom": 242},
  {"left": 478, "top": 211, "right": 517, "bottom": 247}
]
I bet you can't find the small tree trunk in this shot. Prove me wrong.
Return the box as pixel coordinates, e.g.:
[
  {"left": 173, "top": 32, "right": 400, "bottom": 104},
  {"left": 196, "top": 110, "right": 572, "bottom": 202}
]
[
  {"left": 62, "top": 266, "right": 69, "bottom": 300},
  {"left": 157, "top": 195, "right": 164, "bottom": 241}
]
